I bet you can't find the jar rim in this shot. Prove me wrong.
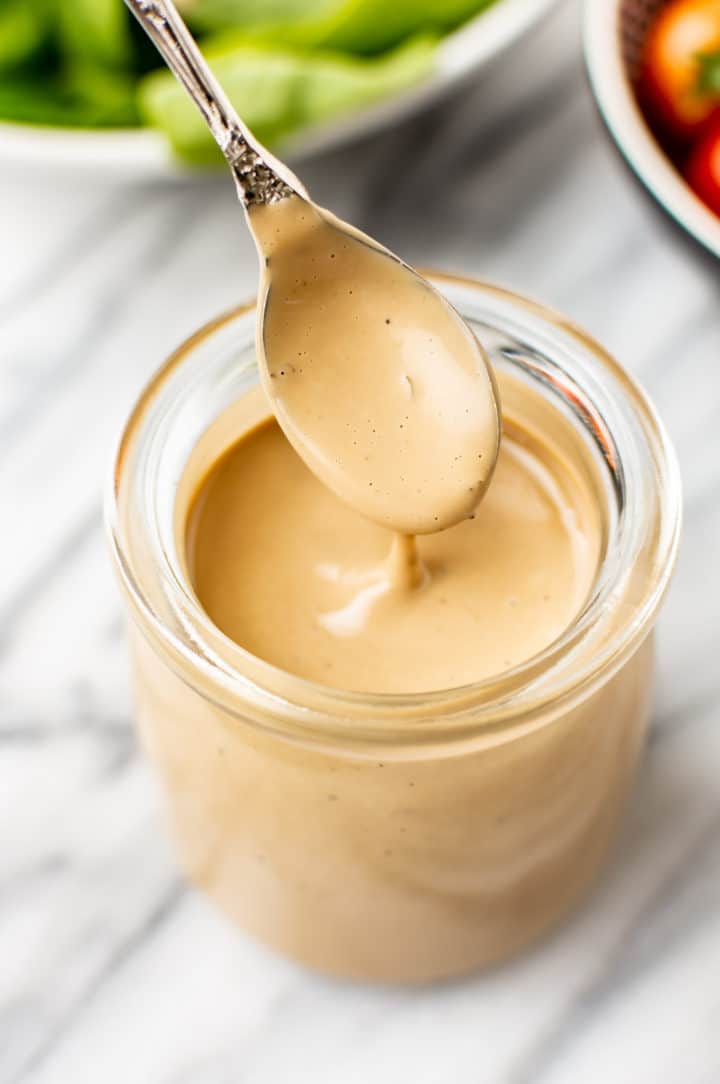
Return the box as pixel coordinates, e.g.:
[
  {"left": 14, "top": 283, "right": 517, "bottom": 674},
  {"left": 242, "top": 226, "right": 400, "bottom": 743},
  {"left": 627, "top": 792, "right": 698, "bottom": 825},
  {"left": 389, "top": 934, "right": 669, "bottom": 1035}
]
[{"left": 106, "top": 273, "right": 681, "bottom": 750}]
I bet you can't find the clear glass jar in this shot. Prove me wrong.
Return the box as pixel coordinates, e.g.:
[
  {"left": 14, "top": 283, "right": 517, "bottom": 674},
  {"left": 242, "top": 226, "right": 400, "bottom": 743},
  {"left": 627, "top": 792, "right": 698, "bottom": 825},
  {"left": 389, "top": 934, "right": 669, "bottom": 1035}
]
[{"left": 107, "top": 274, "right": 681, "bottom": 983}]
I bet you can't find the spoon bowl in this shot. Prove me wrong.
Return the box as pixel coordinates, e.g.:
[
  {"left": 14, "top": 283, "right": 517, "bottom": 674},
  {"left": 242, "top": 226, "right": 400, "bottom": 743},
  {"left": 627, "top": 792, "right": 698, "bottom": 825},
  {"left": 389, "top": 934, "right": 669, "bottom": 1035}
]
[{"left": 251, "top": 195, "right": 500, "bottom": 534}]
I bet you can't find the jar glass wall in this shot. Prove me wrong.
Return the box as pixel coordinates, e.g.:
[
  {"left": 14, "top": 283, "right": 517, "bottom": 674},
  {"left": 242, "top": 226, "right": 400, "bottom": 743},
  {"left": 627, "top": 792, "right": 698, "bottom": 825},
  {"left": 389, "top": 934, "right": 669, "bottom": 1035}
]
[{"left": 107, "top": 275, "right": 680, "bottom": 983}]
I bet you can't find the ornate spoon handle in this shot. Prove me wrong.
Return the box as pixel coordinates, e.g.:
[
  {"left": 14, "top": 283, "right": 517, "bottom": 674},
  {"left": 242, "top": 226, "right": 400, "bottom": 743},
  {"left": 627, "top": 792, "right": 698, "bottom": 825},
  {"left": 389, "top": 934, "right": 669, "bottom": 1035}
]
[{"left": 124, "top": 0, "right": 304, "bottom": 206}]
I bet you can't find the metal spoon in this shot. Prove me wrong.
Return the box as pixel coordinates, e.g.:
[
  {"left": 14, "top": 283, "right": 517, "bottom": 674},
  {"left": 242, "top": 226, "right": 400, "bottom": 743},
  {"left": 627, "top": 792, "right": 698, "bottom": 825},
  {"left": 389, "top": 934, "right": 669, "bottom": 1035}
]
[{"left": 125, "top": 0, "right": 501, "bottom": 535}]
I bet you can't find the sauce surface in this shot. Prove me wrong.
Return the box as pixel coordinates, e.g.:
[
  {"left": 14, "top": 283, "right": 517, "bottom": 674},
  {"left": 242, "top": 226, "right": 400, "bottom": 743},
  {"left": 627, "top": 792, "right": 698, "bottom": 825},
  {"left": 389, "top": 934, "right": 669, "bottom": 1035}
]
[
  {"left": 250, "top": 195, "right": 500, "bottom": 536},
  {"left": 187, "top": 414, "right": 600, "bottom": 694}
]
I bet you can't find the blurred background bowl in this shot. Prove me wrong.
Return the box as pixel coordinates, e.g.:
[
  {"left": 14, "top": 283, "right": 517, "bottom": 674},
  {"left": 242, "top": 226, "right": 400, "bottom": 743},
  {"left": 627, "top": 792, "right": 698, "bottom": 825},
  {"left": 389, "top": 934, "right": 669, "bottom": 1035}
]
[
  {"left": 0, "top": 0, "right": 557, "bottom": 178},
  {"left": 584, "top": 0, "right": 720, "bottom": 259}
]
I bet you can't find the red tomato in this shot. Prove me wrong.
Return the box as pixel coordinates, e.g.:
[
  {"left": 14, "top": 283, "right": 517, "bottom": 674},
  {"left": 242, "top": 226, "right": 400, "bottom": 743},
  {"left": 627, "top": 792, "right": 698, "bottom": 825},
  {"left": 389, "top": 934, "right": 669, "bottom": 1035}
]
[
  {"left": 640, "top": 0, "right": 720, "bottom": 139},
  {"left": 686, "top": 117, "right": 720, "bottom": 213}
]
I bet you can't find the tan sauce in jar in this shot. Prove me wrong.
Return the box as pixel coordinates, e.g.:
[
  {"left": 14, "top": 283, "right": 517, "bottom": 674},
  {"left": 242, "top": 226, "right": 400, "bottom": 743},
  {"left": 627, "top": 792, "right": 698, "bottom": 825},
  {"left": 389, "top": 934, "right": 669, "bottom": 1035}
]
[{"left": 187, "top": 410, "right": 600, "bottom": 694}]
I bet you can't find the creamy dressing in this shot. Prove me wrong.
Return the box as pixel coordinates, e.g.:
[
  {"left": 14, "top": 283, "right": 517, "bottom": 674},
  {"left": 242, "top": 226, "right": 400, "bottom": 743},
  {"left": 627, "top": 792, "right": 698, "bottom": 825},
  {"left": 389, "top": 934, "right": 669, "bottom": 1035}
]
[
  {"left": 187, "top": 413, "right": 600, "bottom": 694},
  {"left": 250, "top": 195, "right": 501, "bottom": 538}
]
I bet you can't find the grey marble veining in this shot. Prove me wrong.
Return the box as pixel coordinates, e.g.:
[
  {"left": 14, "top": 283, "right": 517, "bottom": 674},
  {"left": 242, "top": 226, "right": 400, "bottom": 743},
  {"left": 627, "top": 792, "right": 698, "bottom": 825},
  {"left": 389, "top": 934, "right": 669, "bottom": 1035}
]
[{"left": 2, "top": 2, "right": 720, "bottom": 1081}]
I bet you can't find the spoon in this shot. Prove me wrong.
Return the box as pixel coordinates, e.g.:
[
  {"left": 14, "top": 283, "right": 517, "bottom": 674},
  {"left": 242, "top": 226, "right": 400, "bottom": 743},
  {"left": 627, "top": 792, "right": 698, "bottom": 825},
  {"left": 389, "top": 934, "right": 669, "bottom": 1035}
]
[{"left": 125, "top": 0, "right": 501, "bottom": 535}]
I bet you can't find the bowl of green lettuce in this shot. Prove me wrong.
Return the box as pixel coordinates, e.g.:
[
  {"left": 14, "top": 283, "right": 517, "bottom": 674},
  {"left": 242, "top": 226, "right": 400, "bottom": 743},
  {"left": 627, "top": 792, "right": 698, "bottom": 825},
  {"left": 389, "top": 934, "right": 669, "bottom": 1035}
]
[{"left": 0, "top": 0, "right": 557, "bottom": 173}]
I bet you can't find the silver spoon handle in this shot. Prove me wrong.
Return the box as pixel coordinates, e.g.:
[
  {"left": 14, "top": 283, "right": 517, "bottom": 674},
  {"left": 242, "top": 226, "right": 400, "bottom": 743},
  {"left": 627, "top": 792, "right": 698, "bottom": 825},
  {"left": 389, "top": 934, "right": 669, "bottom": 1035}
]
[{"left": 124, "top": 0, "right": 302, "bottom": 206}]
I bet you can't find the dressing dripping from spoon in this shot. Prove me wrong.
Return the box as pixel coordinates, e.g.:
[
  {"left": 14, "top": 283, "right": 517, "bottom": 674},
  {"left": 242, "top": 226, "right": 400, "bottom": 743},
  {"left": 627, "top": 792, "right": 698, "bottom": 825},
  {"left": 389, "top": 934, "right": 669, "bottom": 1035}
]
[{"left": 125, "top": 0, "right": 501, "bottom": 588}]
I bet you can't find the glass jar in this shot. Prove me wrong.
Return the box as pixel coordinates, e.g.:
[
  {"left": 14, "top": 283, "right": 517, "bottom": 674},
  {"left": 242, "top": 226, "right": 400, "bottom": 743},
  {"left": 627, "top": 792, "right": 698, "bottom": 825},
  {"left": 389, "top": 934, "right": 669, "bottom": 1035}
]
[{"left": 107, "top": 274, "right": 681, "bottom": 984}]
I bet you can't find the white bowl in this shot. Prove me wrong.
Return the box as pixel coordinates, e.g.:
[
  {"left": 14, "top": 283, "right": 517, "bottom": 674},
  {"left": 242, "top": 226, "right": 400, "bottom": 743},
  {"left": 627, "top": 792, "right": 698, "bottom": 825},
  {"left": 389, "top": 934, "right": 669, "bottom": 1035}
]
[
  {"left": 0, "top": 0, "right": 557, "bottom": 177},
  {"left": 583, "top": 0, "right": 720, "bottom": 259}
]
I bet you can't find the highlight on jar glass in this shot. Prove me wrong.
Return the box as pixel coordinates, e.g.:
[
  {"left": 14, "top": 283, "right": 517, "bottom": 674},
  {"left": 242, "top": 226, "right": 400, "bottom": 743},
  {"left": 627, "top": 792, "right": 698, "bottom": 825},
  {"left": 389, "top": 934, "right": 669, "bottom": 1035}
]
[{"left": 106, "top": 274, "right": 681, "bottom": 985}]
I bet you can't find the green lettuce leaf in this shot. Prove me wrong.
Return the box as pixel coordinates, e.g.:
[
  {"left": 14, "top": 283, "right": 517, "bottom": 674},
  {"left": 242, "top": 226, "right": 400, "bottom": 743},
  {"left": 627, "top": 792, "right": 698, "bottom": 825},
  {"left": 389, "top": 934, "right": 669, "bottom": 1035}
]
[
  {"left": 139, "top": 35, "right": 435, "bottom": 162},
  {"left": 64, "top": 63, "right": 140, "bottom": 123},
  {"left": 0, "top": 0, "right": 51, "bottom": 71},
  {"left": 55, "top": 0, "right": 133, "bottom": 69},
  {"left": 0, "top": 70, "right": 139, "bottom": 127},
  {"left": 0, "top": 1, "right": 140, "bottom": 128},
  {"left": 188, "top": 0, "right": 495, "bottom": 54}
]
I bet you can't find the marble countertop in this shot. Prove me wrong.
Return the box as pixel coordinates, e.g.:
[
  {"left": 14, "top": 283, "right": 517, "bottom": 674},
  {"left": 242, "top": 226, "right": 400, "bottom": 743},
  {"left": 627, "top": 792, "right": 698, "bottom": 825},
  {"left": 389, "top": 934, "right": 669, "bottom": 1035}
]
[{"left": 3, "top": 3, "right": 720, "bottom": 1081}]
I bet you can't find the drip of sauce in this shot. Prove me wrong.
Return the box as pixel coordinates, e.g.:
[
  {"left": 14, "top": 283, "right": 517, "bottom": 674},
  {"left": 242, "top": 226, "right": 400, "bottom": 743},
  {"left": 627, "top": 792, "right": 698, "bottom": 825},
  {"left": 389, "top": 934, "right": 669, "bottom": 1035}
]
[
  {"left": 187, "top": 414, "right": 600, "bottom": 694},
  {"left": 387, "top": 533, "right": 427, "bottom": 593}
]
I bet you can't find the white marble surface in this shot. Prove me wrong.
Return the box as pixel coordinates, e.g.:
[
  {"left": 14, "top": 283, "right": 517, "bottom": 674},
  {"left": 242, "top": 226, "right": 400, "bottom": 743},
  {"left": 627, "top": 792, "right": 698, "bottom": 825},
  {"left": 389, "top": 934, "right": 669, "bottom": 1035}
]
[{"left": 3, "top": 3, "right": 720, "bottom": 1081}]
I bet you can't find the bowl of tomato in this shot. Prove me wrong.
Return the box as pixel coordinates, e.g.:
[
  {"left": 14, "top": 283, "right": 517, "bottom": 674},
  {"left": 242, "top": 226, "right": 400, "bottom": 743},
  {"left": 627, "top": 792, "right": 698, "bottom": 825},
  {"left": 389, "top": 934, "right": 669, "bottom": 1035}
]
[{"left": 584, "top": 0, "right": 720, "bottom": 258}]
